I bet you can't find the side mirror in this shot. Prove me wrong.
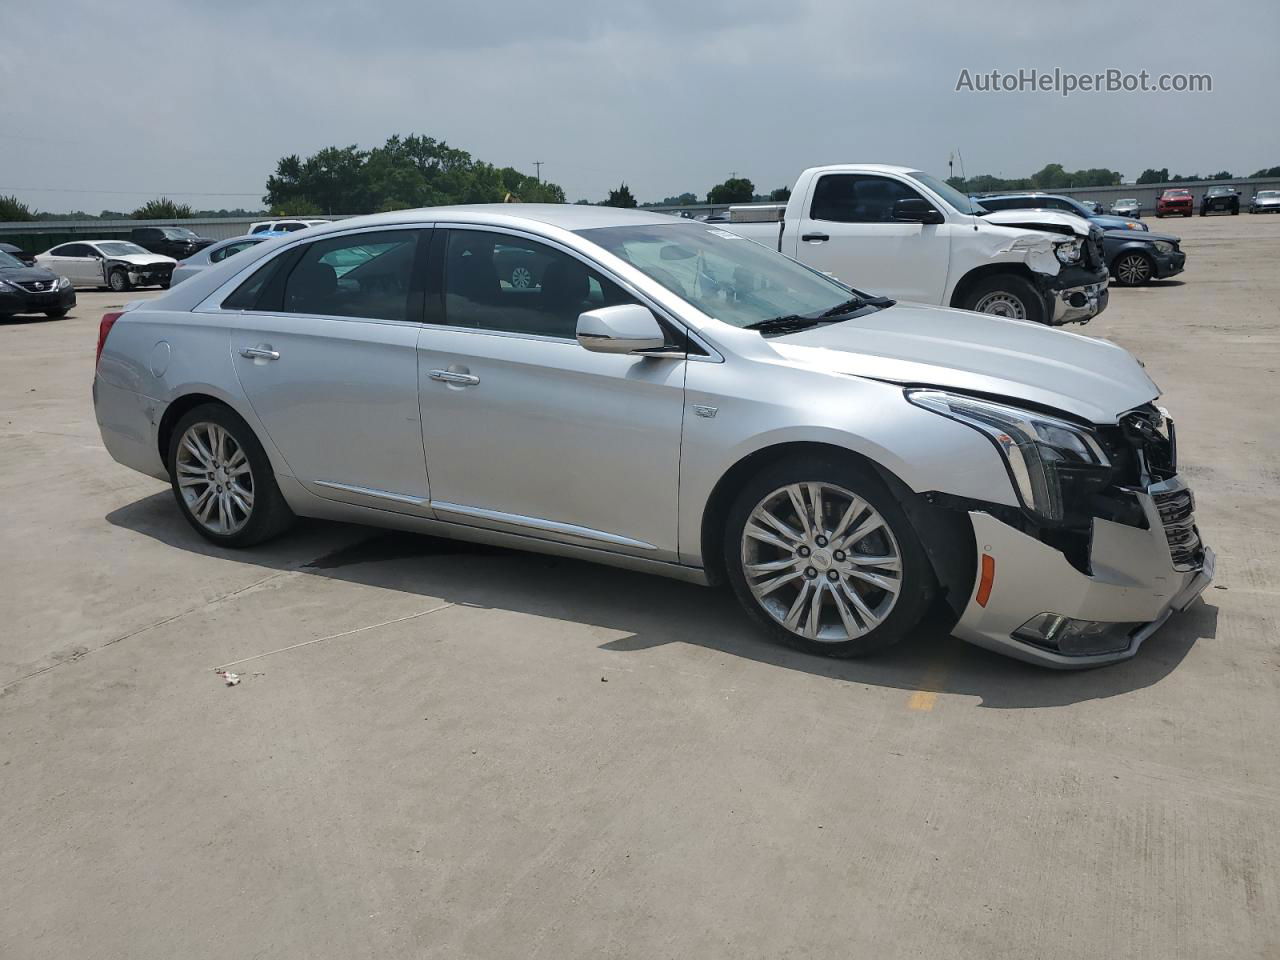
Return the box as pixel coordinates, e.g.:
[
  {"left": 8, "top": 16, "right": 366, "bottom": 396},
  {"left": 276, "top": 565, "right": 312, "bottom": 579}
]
[
  {"left": 892, "top": 198, "right": 944, "bottom": 224},
  {"left": 577, "top": 304, "right": 666, "bottom": 355}
]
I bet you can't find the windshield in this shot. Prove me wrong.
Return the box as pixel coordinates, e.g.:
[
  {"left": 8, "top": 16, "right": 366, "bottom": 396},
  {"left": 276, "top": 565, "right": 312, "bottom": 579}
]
[
  {"left": 1258, "top": 191, "right": 1280, "bottom": 199},
  {"left": 1208, "top": 187, "right": 1232, "bottom": 195},
  {"left": 579, "top": 222, "right": 867, "bottom": 329},
  {"left": 1165, "top": 190, "right": 1190, "bottom": 197},
  {"left": 0, "top": 250, "right": 24, "bottom": 269},
  {"left": 910, "top": 171, "right": 986, "bottom": 215},
  {"left": 1117, "top": 199, "right": 1137, "bottom": 204},
  {"left": 97, "top": 241, "right": 149, "bottom": 256},
  {"left": 163, "top": 227, "right": 200, "bottom": 239}
]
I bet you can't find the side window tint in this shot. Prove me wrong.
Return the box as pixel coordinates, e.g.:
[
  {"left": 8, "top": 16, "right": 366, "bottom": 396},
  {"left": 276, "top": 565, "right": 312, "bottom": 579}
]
[
  {"left": 810, "top": 174, "right": 927, "bottom": 223},
  {"left": 441, "top": 230, "right": 634, "bottom": 339},
  {"left": 210, "top": 246, "right": 227, "bottom": 263},
  {"left": 281, "top": 230, "right": 418, "bottom": 321},
  {"left": 223, "top": 255, "right": 287, "bottom": 310}
]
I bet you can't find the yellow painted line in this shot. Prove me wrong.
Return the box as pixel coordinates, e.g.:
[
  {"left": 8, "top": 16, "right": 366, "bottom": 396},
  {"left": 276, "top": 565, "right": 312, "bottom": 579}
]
[{"left": 906, "top": 659, "right": 952, "bottom": 712}]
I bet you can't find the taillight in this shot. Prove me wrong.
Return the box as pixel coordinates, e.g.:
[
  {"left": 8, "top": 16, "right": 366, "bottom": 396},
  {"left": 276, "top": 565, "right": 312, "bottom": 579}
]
[{"left": 97, "top": 311, "right": 124, "bottom": 368}]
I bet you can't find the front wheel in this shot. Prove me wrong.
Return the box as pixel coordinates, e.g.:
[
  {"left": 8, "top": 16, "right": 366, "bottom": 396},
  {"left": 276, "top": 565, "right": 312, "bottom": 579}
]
[
  {"left": 962, "top": 273, "right": 1046, "bottom": 324},
  {"left": 1113, "top": 252, "right": 1153, "bottom": 286},
  {"left": 724, "top": 457, "right": 935, "bottom": 658},
  {"left": 108, "top": 268, "right": 130, "bottom": 292},
  {"left": 166, "top": 403, "right": 295, "bottom": 547},
  {"left": 45, "top": 309, "right": 69, "bottom": 319}
]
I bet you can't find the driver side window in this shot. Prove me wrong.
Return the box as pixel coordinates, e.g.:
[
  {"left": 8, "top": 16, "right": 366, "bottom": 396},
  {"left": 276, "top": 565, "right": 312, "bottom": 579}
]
[{"left": 810, "top": 174, "right": 927, "bottom": 223}]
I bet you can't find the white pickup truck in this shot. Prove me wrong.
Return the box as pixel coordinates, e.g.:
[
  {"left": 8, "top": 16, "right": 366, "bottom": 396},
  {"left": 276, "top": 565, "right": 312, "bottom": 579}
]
[{"left": 718, "top": 164, "right": 1109, "bottom": 325}]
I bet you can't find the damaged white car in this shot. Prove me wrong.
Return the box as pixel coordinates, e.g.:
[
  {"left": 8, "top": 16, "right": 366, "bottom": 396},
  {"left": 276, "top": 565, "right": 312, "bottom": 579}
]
[
  {"left": 720, "top": 164, "right": 1108, "bottom": 325},
  {"left": 36, "top": 240, "right": 176, "bottom": 292}
]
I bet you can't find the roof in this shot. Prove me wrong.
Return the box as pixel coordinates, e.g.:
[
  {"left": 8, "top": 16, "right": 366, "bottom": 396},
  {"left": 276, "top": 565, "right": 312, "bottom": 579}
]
[{"left": 288, "top": 204, "right": 683, "bottom": 239}]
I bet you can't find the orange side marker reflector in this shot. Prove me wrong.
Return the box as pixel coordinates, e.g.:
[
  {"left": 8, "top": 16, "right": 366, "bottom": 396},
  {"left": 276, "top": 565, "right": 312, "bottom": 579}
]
[{"left": 976, "top": 554, "right": 995, "bottom": 607}]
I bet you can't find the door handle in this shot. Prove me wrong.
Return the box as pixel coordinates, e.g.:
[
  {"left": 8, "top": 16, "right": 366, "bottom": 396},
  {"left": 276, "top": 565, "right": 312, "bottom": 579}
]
[
  {"left": 429, "top": 369, "right": 480, "bottom": 385},
  {"left": 801, "top": 232, "right": 830, "bottom": 242},
  {"left": 240, "top": 346, "right": 280, "bottom": 360}
]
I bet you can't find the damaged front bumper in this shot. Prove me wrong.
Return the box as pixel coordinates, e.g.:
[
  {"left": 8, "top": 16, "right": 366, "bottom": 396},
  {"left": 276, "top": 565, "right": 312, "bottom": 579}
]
[
  {"left": 1042, "top": 264, "right": 1110, "bottom": 325},
  {"left": 952, "top": 476, "right": 1214, "bottom": 668}
]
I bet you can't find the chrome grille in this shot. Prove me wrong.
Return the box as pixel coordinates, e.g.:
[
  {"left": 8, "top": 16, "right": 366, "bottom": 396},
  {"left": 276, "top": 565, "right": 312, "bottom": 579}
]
[
  {"left": 16, "top": 279, "right": 55, "bottom": 293},
  {"left": 1152, "top": 487, "right": 1203, "bottom": 570}
]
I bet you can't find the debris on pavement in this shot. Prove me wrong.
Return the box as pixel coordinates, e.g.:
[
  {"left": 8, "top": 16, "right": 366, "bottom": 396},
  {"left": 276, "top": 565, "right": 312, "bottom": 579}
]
[{"left": 215, "top": 670, "right": 241, "bottom": 686}]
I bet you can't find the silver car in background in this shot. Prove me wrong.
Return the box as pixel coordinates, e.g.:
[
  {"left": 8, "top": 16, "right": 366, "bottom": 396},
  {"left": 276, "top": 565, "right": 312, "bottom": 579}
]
[
  {"left": 1111, "top": 198, "right": 1142, "bottom": 218},
  {"left": 92, "top": 206, "right": 1213, "bottom": 668},
  {"left": 169, "top": 235, "right": 271, "bottom": 287}
]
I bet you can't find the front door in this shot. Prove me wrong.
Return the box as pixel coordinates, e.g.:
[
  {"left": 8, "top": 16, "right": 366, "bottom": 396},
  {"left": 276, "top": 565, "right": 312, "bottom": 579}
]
[
  {"left": 793, "top": 173, "right": 952, "bottom": 304},
  {"left": 416, "top": 227, "right": 686, "bottom": 561},
  {"left": 227, "top": 227, "right": 433, "bottom": 512}
]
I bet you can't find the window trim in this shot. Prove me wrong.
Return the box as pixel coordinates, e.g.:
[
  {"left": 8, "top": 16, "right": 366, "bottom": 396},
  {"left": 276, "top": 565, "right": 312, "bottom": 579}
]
[{"left": 807, "top": 172, "right": 929, "bottom": 225}]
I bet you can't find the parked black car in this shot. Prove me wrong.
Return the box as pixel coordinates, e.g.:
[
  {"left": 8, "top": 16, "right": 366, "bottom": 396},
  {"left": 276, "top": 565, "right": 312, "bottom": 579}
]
[
  {"left": 0, "top": 248, "right": 76, "bottom": 319},
  {"left": 1200, "top": 186, "right": 1240, "bottom": 216},
  {"left": 128, "top": 225, "right": 215, "bottom": 260},
  {"left": 1103, "top": 229, "right": 1185, "bottom": 286},
  {"left": 975, "top": 193, "right": 1149, "bottom": 232},
  {"left": 0, "top": 242, "right": 36, "bottom": 266}
]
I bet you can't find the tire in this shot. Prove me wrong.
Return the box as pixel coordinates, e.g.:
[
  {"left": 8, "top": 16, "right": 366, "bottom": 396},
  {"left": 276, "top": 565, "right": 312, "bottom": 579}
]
[
  {"left": 108, "top": 268, "right": 130, "bottom": 292},
  {"left": 1185, "top": 211, "right": 1192, "bottom": 218},
  {"left": 45, "top": 309, "right": 69, "bottom": 319},
  {"left": 1112, "top": 251, "right": 1154, "bottom": 286},
  {"left": 166, "top": 402, "right": 295, "bottom": 547},
  {"left": 723, "top": 455, "right": 935, "bottom": 659},
  {"left": 961, "top": 273, "right": 1046, "bottom": 324},
  {"left": 1231, "top": 206, "right": 1239, "bottom": 215}
]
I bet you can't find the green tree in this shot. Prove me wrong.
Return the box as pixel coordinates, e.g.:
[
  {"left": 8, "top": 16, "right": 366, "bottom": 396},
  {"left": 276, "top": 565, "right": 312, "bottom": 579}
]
[
  {"left": 659, "top": 192, "right": 698, "bottom": 205},
  {"left": 1136, "top": 168, "right": 1169, "bottom": 184},
  {"left": 131, "top": 197, "right": 194, "bottom": 219},
  {"left": 0, "top": 194, "right": 35, "bottom": 221},
  {"left": 1206, "top": 170, "right": 1234, "bottom": 180},
  {"left": 272, "top": 198, "right": 323, "bottom": 216},
  {"left": 1250, "top": 166, "right": 1280, "bottom": 178},
  {"left": 707, "top": 177, "right": 755, "bottom": 204},
  {"left": 769, "top": 186, "right": 791, "bottom": 202},
  {"left": 605, "top": 183, "right": 637, "bottom": 208}
]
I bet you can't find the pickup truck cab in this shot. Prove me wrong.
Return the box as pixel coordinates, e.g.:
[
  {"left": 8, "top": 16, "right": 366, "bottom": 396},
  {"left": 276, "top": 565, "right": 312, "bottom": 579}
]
[
  {"left": 129, "top": 226, "right": 215, "bottom": 260},
  {"left": 722, "top": 165, "right": 1108, "bottom": 326}
]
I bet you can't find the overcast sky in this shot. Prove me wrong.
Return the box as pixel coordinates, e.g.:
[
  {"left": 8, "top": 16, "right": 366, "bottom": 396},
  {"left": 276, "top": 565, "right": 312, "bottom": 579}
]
[{"left": 2, "top": 0, "right": 1277, "bottom": 213}]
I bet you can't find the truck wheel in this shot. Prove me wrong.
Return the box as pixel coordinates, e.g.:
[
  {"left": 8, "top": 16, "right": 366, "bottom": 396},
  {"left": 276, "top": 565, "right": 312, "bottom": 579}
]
[
  {"left": 108, "top": 268, "right": 131, "bottom": 292},
  {"left": 724, "top": 455, "right": 934, "bottom": 659},
  {"left": 962, "top": 274, "right": 1045, "bottom": 324}
]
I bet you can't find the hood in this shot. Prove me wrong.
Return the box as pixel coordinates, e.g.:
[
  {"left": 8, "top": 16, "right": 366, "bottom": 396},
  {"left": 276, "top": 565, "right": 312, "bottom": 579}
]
[
  {"left": 1103, "top": 228, "right": 1180, "bottom": 245},
  {"left": 115, "top": 253, "right": 177, "bottom": 266},
  {"left": 0, "top": 263, "right": 60, "bottom": 283},
  {"left": 1090, "top": 213, "right": 1146, "bottom": 231},
  {"left": 767, "top": 302, "right": 1159, "bottom": 424},
  {"left": 979, "top": 209, "right": 1092, "bottom": 237}
]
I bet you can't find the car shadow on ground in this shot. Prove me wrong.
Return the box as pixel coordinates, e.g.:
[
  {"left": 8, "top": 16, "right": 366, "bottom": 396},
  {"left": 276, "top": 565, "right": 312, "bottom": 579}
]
[
  {"left": 107, "top": 491, "right": 1217, "bottom": 710},
  {"left": 0, "top": 314, "right": 65, "bottom": 325}
]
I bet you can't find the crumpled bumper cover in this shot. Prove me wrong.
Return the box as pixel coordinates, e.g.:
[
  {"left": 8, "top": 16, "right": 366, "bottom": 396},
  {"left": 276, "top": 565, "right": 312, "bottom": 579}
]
[{"left": 952, "top": 483, "right": 1214, "bottom": 668}]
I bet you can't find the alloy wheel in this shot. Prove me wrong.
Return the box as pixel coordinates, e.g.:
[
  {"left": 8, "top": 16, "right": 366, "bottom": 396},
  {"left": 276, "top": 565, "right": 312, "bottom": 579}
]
[
  {"left": 175, "top": 421, "right": 255, "bottom": 535},
  {"left": 510, "top": 266, "right": 533, "bottom": 289},
  {"left": 972, "top": 291, "right": 1027, "bottom": 319},
  {"left": 1116, "top": 254, "right": 1151, "bottom": 285},
  {"left": 740, "top": 482, "right": 903, "bottom": 642}
]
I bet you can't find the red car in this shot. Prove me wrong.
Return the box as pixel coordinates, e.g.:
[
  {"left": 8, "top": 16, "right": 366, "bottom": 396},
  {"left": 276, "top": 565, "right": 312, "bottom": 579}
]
[{"left": 1156, "top": 189, "right": 1194, "bottom": 218}]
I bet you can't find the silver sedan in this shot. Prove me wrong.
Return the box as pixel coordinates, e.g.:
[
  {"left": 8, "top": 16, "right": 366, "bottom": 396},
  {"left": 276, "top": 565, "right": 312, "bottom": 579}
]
[
  {"left": 92, "top": 205, "right": 1213, "bottom": 668},
  {"left": 168, "top": 235, "right": 271, "bottom": 286}
]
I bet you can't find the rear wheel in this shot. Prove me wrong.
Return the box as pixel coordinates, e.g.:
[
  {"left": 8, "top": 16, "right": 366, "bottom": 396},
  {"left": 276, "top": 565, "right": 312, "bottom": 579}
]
[
  {"left": 724, "top": 456, "right": 935, "bottom": 658},
  {"left": 1113, "top": 252, "right": 1153, "bottom": 286},
  {"left": 166, "top": 403, "right": 295, "bottom": 547},
  {"left": 962, "top": 273, "right": 1046, "bottom": 324}
]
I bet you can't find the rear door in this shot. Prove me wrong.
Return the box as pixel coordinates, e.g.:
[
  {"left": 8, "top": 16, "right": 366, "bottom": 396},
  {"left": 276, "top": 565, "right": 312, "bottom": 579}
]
[
  {"left": 225, "top": 226, "right": 433, "bottom": 513},
  {"left": 793, "top": 173, "right": 951, "bottom": 303}
]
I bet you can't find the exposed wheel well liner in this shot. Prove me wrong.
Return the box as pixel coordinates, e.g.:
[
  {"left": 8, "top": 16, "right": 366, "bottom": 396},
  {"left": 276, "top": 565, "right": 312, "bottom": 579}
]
[
  {"left": 949, "top": 262, "right": 1038, "bottom": 309},
  {"left": 699, "top": 442, "right": 976, "bottom": 619}
]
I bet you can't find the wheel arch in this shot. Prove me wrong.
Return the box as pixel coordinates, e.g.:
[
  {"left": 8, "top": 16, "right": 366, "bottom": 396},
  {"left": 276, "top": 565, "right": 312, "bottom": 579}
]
[
  {"left": 156, "top": 389, "right": 270, "bottom": 472},
  {"left": 698, "top": 441, "right": 976, "bottom": 619},
  {"left": 948, "top": 262, "right": 1040, "bottom": 310}
]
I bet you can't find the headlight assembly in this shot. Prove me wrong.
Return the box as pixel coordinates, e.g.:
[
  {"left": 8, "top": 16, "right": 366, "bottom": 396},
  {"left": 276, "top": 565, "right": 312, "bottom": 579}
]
[
  {"left": 57, "top": 275, "right": 72, "bottom": 289},
  {"left": 906, "top": 390, "right": 1111, "bottom": 522},
  {"left": 0, "top": 278, "right": 15, "bottom": 291},
  {"left": 1054, "top": 239, "right": 1082, "bottom": 264},
  {"left": 1151, "top": 240, "right": 1175, "bottom": 255}
]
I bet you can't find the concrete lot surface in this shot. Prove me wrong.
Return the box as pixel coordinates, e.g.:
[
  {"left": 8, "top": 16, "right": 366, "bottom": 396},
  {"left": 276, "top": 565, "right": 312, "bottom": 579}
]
[{"left": 2, "top": 215, "right": 1278, "bottom": 959}]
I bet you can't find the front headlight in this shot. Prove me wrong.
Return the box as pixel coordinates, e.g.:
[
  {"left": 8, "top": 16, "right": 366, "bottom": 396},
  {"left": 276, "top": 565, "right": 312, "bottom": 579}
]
[
  {"left": 0, "top": 278, "right": 15, "bottom": 291},
  {"left": 1054, "top": 239, "right": 1082, "bottom": 264},
  {"left": 1151, "top": 240, "right": 1175, "bottom": 255},
  {"left": 906, "top": 390, "right": 1111, "bottom": 522},
  {"left": 57, "top": 275, "right": 71, "bottom": 289},
  {"left": 1127, "top": 220, "right": 1148, "bottom": 232}
]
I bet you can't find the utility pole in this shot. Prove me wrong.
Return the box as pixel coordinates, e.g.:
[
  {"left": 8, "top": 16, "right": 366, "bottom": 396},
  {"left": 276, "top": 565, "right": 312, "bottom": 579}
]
[{"left": 533, "top": 161, "right": 544, "bottom": 182}]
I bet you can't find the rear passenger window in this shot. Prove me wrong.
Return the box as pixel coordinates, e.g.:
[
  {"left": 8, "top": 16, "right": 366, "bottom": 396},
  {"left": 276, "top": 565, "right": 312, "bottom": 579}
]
[
  {"left": 281, "top": 230, "right": 419, "bottom": 321},
  {"left": 440, "top": 229, "right": 634, "bottom": 339},
  {"left": 222, "top": 255, "right": 286, "bottom": 310},
  {"left": 810, "top": 174, "right": 927, "bottom": 223}
]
